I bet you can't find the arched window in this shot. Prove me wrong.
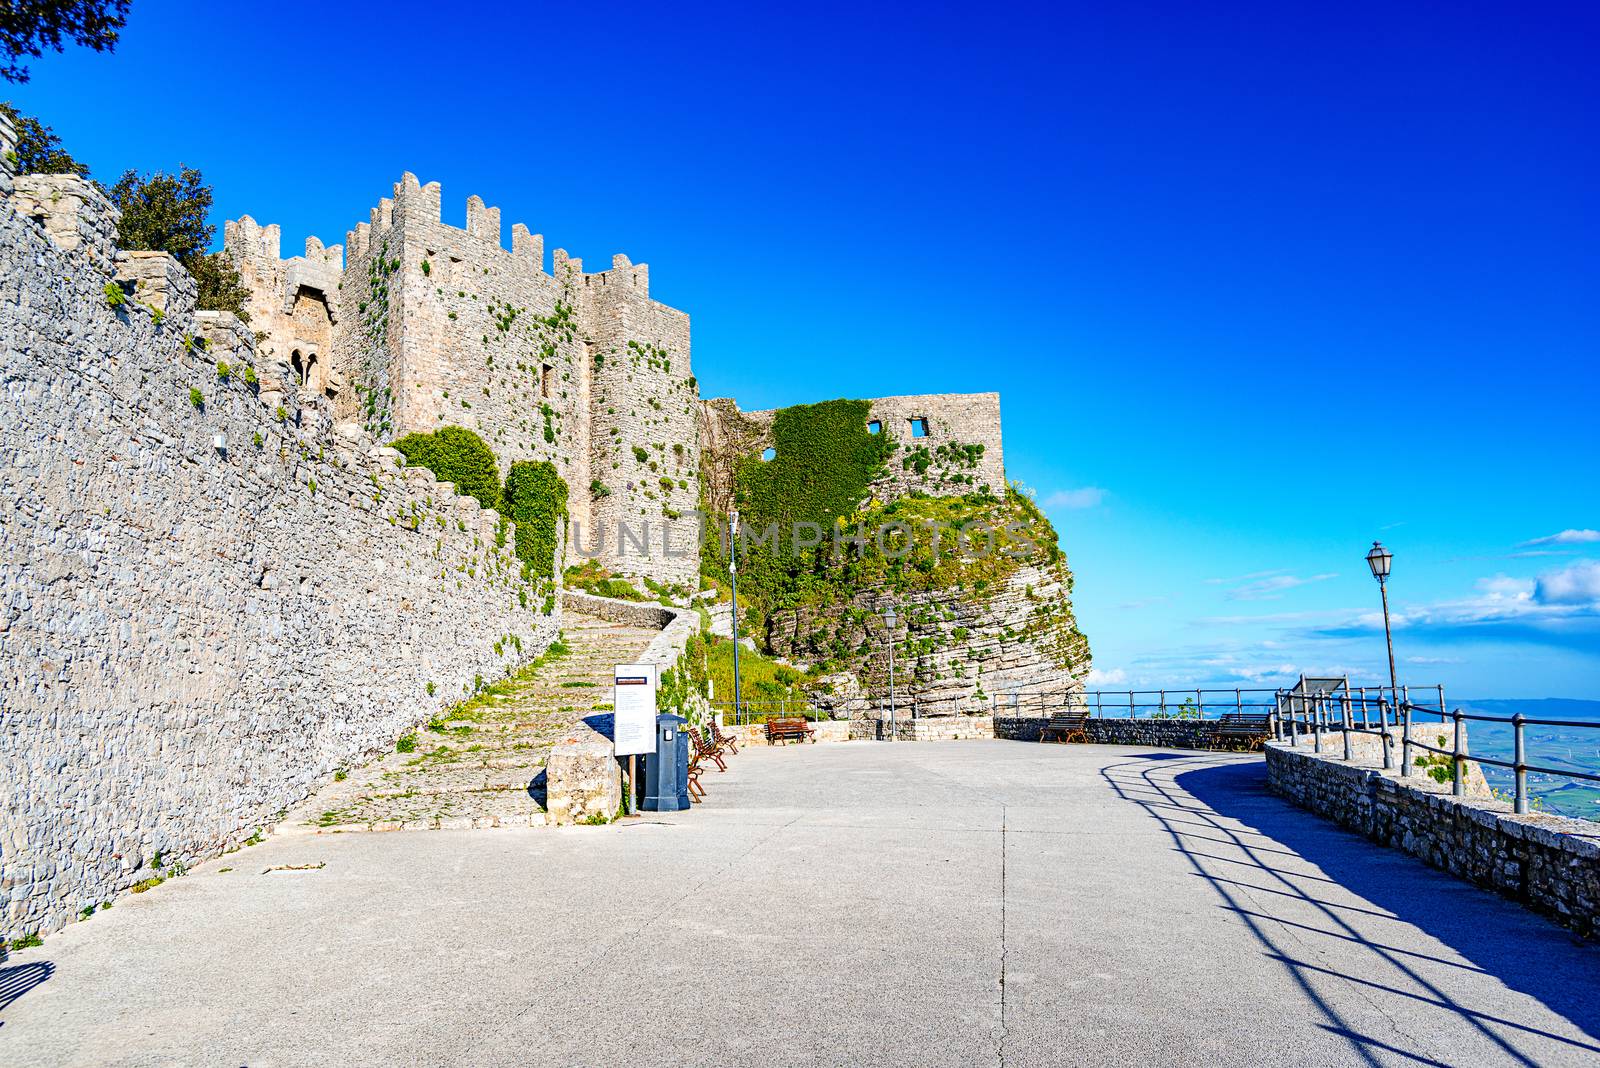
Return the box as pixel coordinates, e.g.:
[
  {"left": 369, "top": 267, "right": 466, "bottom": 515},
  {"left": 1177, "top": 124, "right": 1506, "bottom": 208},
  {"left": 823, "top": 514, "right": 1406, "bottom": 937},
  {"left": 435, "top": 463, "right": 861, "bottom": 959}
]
[{"left": 290, "top": 349, "right": 306, "bottom": 384}]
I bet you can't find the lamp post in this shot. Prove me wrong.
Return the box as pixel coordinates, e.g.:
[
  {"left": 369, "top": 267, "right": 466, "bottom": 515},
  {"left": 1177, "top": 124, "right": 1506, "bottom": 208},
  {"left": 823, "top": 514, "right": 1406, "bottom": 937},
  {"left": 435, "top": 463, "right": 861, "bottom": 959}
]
[
  {"left": 729, "top": 510, "right": 742, "bottom": 724},
  {"left": 1366, "top": 541, "right": 1398, "bottom": 704},
  {"left": 884, "top": 604, "right": 897, "bottom": 742},
  {"left": 1367, "top": 541, "right": 1401, "bottom": 769}
]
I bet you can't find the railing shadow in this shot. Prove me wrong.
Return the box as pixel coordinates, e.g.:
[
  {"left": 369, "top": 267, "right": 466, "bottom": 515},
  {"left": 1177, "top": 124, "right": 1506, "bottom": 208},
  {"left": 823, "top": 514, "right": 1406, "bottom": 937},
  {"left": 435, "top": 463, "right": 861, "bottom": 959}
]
[
  {"left": 1101, "top": 753, "right": 1600, "bottom": 1067},
  {"left": 0, "top": 960, "right": 55, "bottom": 1016}
]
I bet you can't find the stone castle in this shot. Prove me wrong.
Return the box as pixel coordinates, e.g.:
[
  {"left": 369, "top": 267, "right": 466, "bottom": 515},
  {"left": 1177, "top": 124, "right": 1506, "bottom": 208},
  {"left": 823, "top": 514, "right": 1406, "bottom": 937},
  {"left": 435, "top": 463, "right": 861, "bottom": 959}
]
[
  {"left": 0, "top": 114, "right": 1083, "bottom": 940},
  {"left": 216, "top": 172, "right": 1012, "bottom": 592}
]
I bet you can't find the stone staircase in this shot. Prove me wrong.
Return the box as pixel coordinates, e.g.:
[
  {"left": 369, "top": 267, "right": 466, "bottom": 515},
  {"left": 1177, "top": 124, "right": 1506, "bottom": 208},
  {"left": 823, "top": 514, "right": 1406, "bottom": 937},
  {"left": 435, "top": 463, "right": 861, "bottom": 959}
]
[{"left": 292, "top": 612, "right": 659, "bottom": 831}]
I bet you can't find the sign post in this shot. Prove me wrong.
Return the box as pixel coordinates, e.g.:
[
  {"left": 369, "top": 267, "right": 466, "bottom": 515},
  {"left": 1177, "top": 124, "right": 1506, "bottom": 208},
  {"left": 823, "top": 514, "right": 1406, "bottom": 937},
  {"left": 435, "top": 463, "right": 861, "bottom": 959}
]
[{"left": 613, "top": 663, "right": 658, "bottom": 815}]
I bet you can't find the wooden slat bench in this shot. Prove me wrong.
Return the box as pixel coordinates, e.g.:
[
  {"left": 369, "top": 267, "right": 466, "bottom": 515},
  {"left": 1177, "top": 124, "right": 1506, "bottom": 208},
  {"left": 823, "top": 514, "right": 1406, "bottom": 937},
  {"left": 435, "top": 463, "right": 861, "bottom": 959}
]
[
  {"left": 688, "top": 726, "right": 728, "bottom": 772},
  {"left": 1208, "top": 713, "right": 1272, "bottom": 751},
  {"left": 709, "top": 718, "right": 739, "bottom": 755},
  {"left": 766, "top": 717, "right": 815, "bottom": 745},
  {"left": 1039, "top": 711, "right": 1091, "bottom": 744}
]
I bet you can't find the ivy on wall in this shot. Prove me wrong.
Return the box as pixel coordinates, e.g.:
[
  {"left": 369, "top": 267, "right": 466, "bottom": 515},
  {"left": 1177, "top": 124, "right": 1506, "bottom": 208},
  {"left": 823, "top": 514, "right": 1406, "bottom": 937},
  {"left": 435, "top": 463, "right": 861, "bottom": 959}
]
[
  {"left": 392, "top": 426, "right": 502, "bottom": 511},
  {"left": 501, "top": 460, "right": 568, "bottom": 580}
]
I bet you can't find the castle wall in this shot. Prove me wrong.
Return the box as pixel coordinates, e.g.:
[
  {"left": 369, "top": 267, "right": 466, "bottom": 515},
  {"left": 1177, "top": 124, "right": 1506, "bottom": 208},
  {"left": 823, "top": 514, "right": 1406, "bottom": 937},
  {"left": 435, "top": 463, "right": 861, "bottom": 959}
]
[
  {"left": 867, "top": 392, "right": 1006, "bottom": 499},
  {"left": 0, "top": 179, "right": 558, "bottom": 941},
  {"left": 321, "top": 173, "right": 700, "bottom": 589},
  {"left": 706, "top": 391, "right": 1007, "bottom": 505},
  {"left": 582, "top": 255, "right": 700, "bottom": 589}
]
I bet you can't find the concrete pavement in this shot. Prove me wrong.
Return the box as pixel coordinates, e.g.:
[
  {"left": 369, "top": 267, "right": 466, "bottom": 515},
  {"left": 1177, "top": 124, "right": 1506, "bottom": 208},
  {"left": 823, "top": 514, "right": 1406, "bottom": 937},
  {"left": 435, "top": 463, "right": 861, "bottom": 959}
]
[{"left": 2, "top": 741, "right": 1597, "bottom": 1066}]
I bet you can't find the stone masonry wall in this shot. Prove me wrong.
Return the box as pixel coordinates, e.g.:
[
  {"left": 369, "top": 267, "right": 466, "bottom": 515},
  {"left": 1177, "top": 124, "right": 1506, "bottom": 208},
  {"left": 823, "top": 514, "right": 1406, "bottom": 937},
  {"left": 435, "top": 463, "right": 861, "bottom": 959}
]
[
  {"left": 868, "top": 392, "right": 1006, "bottom": 500},
  {"left": 1266, "top": 743, "right": 1600, "bottom": 937},
  {"left": 0, "top": 177, "right": 558, "bottom": 940},
  {"left": 706, "top": 391, "right": 1007, "bottom": 505},
  {"left": 313, "top": 173, "right": 700, "bottom": 590}
]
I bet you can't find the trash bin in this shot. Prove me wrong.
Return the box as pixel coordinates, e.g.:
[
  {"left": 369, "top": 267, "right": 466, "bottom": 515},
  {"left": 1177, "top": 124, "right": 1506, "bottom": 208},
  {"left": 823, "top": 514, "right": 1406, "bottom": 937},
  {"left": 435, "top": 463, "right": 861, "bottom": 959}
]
[{"left": 642, "top": 713, "right": 691, "bottom": 811}]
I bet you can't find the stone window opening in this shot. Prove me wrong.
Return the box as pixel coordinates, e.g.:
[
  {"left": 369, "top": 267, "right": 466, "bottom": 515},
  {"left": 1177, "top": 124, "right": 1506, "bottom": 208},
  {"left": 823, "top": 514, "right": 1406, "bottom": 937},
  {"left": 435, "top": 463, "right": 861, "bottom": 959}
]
[
  {"left": 291, "top": 349, "right": 306, "bottom": 384},
  {"left": 867, "top": 420, "right": 882, "bottom": 435},
  {"left": 909, "top": 417, "right": 928, "bottom": 438},
  {"left": 541, "top": 363, "right": 554, "bottom": 400}
]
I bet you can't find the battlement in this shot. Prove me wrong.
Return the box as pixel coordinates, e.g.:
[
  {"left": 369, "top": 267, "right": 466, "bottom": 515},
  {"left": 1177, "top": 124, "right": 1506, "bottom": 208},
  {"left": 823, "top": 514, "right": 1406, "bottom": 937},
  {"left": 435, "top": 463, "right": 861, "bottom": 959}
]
[{"left": 9, "top": 173, "right": 121, "bottom": 277}]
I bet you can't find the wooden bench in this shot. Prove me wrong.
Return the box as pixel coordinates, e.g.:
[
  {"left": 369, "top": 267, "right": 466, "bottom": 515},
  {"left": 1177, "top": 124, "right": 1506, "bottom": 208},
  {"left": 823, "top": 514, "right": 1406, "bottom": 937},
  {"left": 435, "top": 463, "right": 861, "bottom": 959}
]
[
  {"left": 709, "top": 718, "right": 739, "bottom": 755},
  {"left": 688, "top": 726, "right": 728, "bottom": 772},
  {"left": 766, "top": 717, "right": 815, "bottom": 745},
  {"left": 1208, "top": 713, "right": 1272, "bottom": 751},
  {"left": 1039, "top": 711, "right": 1091, "bottom": 744}
]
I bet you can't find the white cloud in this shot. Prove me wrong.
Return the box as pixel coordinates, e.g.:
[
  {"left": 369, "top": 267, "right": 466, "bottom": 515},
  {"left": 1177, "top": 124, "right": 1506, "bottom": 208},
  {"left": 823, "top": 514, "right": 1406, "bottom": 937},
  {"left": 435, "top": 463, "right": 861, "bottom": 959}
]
[
  {"left": 1086, "top": 667, "right": 1127, "bottom": 686},
  {"left": 1042, "top": 487, "right": 1106, "bottom": 509},
  {"left": 1521, "top": 529, "right": 1600, "bottom": 547},
  {"left": 1225, "top": 572, "right": 1339, "bottom": 601},
  {"left": 1534, "top": 560, "right": 1600, "bottom": 606}
]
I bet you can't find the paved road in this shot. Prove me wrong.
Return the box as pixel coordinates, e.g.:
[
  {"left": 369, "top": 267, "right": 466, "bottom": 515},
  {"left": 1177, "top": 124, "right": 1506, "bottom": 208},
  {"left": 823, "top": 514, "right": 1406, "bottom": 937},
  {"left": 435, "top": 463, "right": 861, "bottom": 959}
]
[{"left": 3, "top": 741, "right": 1597, "bottom": 1067}]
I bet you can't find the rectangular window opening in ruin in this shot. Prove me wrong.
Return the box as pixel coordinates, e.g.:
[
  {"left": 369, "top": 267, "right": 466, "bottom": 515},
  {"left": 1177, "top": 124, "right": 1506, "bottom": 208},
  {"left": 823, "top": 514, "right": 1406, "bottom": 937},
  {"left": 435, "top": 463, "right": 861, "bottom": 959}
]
[
  {"left": 868, "top": 420, "right": 882, "bottom": 435},
  {"left": 541, "top": 364, "right": 554, "bottom": 400},
  {"left": 910, "top": 417, "right": 928, "bottom": 438}
]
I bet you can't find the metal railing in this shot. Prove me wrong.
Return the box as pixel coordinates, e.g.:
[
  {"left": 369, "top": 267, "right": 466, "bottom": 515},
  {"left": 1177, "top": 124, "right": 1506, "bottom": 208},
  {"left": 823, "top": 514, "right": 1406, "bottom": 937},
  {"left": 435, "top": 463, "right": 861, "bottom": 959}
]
[
  {"left": 993, "top": 687, "right": 1283, "bottom": 720},
  {"left": 1273, "top": 688, "right": 1600, "bottom": 817},
  {"left": 712, "top": 699, "right": 830, "bottom": 725}
]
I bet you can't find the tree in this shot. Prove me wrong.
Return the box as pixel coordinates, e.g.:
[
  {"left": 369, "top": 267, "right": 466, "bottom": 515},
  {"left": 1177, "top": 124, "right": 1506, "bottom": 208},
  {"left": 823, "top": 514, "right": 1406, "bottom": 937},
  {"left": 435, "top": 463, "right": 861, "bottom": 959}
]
[
  {"left": 109, "top": 165, "right": 251, "bottom": 321},
  {"left": 0, "top": 101, "right": 88, "bottom": 175},
  {"left": 0, "top": 0, "right": 128, "bottom": 83}
]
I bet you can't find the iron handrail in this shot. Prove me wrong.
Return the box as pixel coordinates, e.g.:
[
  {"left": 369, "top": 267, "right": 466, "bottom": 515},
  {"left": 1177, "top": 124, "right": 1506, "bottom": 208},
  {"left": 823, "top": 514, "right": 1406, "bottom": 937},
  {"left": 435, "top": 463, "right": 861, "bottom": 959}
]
[{"left": 1277, "top": 693, "right": 1600, "bottom": 817}]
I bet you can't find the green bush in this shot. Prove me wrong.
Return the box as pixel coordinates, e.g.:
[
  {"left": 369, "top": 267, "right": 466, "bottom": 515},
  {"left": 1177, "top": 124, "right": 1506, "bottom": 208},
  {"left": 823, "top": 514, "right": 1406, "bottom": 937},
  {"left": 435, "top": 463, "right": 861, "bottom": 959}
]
[
  {"left": 500, "top": 460, "right": 569, "bottom": 579},
  {"left": 392, "top": 425, "right": 501, "bottom": 510}
]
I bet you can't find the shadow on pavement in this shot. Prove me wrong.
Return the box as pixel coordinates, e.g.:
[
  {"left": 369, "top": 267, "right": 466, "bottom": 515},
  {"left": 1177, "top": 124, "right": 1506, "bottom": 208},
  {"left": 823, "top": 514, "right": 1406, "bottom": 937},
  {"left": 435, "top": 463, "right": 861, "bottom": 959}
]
[
  {"left": 0, "top": 960, "right": 55, "bottom": 1016},
  {"left": 1102, "top": 753, "right": 1600, "bottom": 1067}
]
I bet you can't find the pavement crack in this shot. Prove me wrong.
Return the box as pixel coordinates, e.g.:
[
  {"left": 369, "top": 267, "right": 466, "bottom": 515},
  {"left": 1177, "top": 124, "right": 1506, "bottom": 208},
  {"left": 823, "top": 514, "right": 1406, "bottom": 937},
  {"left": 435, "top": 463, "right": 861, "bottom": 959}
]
[{"left": 997, "top": 801, "right": 1009, "bottom": 1068}]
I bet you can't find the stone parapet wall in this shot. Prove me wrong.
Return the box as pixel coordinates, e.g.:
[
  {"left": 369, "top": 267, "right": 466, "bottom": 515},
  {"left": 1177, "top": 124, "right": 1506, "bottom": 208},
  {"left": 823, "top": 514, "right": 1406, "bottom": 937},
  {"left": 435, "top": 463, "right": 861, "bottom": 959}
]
[
  {"left": 0, "top": 189, "right": 558, "bottom": 940},
  {"left": 727, "top": 720, "right": 851, "bottom": 747},
  {"left": 1266, "top": 743, "right": 1600, "bottom": 937},
  {"left": 848, "top": 715, "right": 996, "bottom": 741},
  {"left": 996, "top": 716, "right": 1251, "bottom": 749}
]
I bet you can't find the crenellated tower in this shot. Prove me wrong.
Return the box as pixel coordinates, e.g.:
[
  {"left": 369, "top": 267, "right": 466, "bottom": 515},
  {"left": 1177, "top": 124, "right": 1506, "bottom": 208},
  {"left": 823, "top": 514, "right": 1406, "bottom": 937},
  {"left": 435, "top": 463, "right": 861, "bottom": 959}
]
[{"left": 229, "top": 173, "right": 701, "bottom": 589}]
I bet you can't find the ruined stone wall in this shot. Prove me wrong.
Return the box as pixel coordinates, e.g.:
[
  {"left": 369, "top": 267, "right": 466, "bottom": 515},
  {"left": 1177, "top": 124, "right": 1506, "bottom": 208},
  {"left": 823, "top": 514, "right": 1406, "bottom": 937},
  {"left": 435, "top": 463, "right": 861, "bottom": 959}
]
[
  {"left": 223, "top": 216, "right": 342, "bottom": 398},
  {"left": 708, "top": 391, "right": 1006, "bottom": 505},
  {"left": 867, "top": 392, "right": 1006, "bottom": 499},
  {"left": 0, "top": 175, "right": 558, "bottom": 941}
]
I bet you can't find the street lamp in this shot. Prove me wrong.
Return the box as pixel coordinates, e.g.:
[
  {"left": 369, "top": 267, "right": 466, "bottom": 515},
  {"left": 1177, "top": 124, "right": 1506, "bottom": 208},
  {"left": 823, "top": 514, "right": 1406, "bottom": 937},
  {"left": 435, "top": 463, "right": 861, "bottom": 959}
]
[
  {"left": 884, "top": 605, "right": 897, "bottom": 742},
  {"left": 729, "top": 509, "right": 742, "bottom": 724},
  {"left": 1367, "top": 541, "right": 1400, "bottom": 765}
]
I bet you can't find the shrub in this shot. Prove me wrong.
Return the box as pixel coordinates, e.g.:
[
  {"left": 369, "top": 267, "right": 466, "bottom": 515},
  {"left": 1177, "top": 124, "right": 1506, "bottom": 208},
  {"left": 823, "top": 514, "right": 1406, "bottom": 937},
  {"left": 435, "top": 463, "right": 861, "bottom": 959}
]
[
  {"left": 103, "top": 281, "right": 125, "bottom": 308},
  {"left": 392, "top": 425, "right": 501, "bottom": 510},
  {"left": 500, "top": 460, "right": 569, "bottom": 580},
  {"left": 216, "top": 360, "right": 230, "bottom": 381},
  {"left": 188, "top": 387, "right": 203, "bottom": 409}
]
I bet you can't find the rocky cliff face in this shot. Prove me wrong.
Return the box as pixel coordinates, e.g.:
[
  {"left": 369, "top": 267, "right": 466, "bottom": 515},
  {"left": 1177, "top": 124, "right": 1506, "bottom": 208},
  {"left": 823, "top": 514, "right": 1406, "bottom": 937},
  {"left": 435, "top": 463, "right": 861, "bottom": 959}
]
[{"left": 698, "top": 397, "right": 1090, "bottom": 718}]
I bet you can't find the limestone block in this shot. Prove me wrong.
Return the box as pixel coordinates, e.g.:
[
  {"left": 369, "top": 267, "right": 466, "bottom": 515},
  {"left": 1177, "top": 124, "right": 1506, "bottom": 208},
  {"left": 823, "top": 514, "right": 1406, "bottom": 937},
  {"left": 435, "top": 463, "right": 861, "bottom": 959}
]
[
  {"left": 545, "top": 741, "right": 621, "bottom": 826},
  {"left": 113, "top": 251, "right": 197, "bottom": 317}
]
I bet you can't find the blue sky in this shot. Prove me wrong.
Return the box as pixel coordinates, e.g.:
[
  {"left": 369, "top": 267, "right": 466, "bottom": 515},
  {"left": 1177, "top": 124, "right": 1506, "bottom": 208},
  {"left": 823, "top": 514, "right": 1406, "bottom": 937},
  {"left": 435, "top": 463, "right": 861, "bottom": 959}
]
[{"left": 12, "top": 1, "right": 1597, "bottom": 697}]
